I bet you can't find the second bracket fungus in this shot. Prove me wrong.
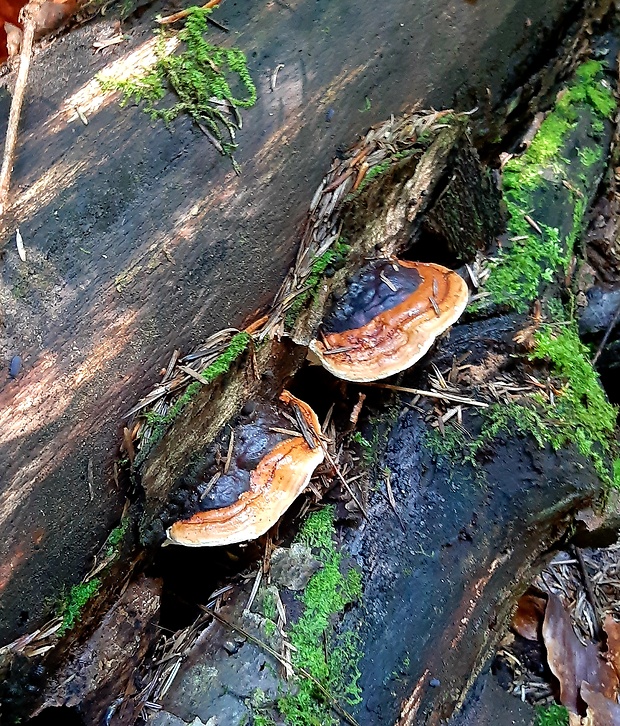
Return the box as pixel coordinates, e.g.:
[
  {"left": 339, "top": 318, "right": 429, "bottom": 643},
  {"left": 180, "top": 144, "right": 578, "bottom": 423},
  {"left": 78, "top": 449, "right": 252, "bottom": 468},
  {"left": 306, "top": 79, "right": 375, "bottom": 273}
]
[
  {"left": 310, "top": 259, "right": 469, "bottom": 382},
  {"left": 166, "top": 391, "right": 324, "bottom": 547}
]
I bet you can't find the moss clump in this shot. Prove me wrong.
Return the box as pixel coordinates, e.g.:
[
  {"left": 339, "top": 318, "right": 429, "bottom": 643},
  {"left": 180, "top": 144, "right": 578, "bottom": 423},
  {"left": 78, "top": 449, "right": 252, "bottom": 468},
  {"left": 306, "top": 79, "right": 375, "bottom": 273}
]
[
  {"left": 427, "top": 324, "right": 616, "bottom": 485},
  {"left": 528, "top": 325, "right": 616, "bottom": 480},
  {"left": 349, "top": 431, "right": 373, "bottom": 466},
  {"left": 137, "top": 332, "right": 250, "bottom": 462},
  {"left": 103, "top": 516, "right": 130, "bottom": 559},
  {"left": 99, "top": 7, "right": 256, "bottom": 162},
  {"left": 614, "top": 458, "right": 620, "bottom": 489},
  {"left": 353, "top": 149, "right": 415, "bottom": 194},
  {"left": 278, "top": 507, "right": 363, "bottom": 726},
  {"left": 200, "top": 331, "right": 251, "bottom": 385},
  {"left": 285, "top": 241, "right": 351, "bottom": 329},
  {"left": 578, "top": 146, "right": 602, "bottom": 168},
  {"left": 535, "top": 704, "right": 569, "bottom": 726},
  {"left": 262, "top": 589, "right": 277, "bottom": 622},
  {"left": 482, "top": 61, "right": 615, "bottom": 312},
  {"left": 57, "top": 578, "right": 101, "bottom": 636}
]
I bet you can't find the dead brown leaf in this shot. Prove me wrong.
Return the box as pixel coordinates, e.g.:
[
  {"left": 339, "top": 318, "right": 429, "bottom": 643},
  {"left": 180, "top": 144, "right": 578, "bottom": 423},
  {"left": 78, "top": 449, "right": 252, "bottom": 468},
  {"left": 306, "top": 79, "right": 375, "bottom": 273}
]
[
  {"left": 512, "top": 593, "right": 546, "bottom": 641},
  {"left": 605, "top": 615, "right": 620, "bottom": 679},
  {"left": 543, "top": 594, "right": 618, "bottom": 713},
  {"left": 581, "top": 681, "right": 620, "bottom": 726}
]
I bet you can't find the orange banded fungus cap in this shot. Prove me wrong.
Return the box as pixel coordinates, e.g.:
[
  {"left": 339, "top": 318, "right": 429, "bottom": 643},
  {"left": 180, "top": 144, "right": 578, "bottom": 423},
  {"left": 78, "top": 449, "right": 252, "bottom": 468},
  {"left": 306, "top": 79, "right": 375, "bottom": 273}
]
[
  {"left": 309, "top": 259, "right": 468, "bottom": 382},
  {"left": 166, "top": 391, "right": 324, "bottom": 547}
]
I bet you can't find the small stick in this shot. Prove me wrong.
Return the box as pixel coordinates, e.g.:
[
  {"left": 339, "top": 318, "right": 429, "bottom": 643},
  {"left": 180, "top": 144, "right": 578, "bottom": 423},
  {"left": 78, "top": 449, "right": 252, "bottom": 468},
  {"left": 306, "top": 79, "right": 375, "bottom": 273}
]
[
  {"left": 158, "top": 0, "right": 222, "bottom": 25},
  {"left": 0, "top": 0, "right": 42, "bottom": 216},
  {"left": 572, "top": 545, "right": 604, "bottom": 641},
  {"left": 87, "top": 457, "right": 94, "bottom": 501},
  {"left": 270, "top": 63, "right": 284, "bottom": 92},
  {"left": 524, "top": 214, "right": 543, "bottom": 235},
  {"left": 224, "top": 427, "right": 235, "bottom": 474},
  {"left": 322, "top": 446, "right": 369, "bottom": 520},
  {"left": 362, "top": 382, "right": 489, "bottom": 408},
  {"left": 592, "top": 299, "right": 620, "bottom": 365}
]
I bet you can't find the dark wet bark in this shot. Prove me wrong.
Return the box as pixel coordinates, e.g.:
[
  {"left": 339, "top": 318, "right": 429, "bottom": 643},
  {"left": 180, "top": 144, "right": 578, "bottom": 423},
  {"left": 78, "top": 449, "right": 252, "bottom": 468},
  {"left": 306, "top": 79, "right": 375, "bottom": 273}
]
[{"left": 421, "top": 134, "right": 503, "bottom": 264}]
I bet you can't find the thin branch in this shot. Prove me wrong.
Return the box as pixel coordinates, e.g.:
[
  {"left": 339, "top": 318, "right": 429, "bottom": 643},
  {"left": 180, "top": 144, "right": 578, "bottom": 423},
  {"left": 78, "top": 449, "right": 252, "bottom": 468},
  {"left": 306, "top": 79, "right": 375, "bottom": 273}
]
[
  {"left": 158, "top": 0, "right": 222, "bottom": 25},
  {"left": 0, "top": 0, "right": 42, "bottom": 216},
  {"left": 362, "top": 382, "right": 489, "bottom": 408},
  {"left": 592, "top": 300, "right": 620, "bottom": 365}
]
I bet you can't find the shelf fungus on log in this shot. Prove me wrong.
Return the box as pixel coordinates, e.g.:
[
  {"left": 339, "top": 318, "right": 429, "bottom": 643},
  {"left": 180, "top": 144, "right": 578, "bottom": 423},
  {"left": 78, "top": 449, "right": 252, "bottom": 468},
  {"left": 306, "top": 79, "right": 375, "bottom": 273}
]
[
  {"left": 166, "top": 391, "right": 324, "bottom": 547},
  {"left": 309, "top": 259, "right": 469, "bottom": 382}
]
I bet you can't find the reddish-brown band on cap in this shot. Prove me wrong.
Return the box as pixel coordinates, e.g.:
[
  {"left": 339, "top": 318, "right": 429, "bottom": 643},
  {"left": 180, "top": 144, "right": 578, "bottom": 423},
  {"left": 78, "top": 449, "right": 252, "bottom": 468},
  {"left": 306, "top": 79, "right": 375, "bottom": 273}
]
[
  {"left": 166, "top": 391, "right": 324, "bottom": 547},
  {"left": 309, "top": 260, "right": 468, "bottom": 382}
]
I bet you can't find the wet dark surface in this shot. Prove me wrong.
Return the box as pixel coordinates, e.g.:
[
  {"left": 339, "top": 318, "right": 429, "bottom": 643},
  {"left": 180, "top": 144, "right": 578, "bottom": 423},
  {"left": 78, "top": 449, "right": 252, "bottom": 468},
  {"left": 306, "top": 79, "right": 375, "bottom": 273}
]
[
  {"left": 171, "top": 401, "right": 290, "bottom": 516},
  {"left": 343, "top": 316, "right": 602, "bottom": 724},
  {"left": 579, "top": 285, "right": 620, "bottom": 335},
  {"left": 324, "top": 260, "right": 421, "bottom": 333},
  {"left": 447, "top": 669, "right": 535, "bottom": 726},
  {"left": 134, "top": 315, "right": 604, "bottom": 726},
  {"left": 0, "top": 0, "right": 581, "bottom": 644}
]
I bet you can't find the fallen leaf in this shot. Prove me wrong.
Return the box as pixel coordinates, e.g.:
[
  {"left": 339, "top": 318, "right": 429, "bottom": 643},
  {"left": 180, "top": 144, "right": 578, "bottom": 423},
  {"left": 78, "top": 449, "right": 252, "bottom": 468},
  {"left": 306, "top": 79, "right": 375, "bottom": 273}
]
[
  {"left": 581, "top": 681, "right": 620, "bottom": 726},
  {"left": 604, "top": 615, "right": 620, "bottom": 679},
  {"left": 512, "top": 593, "right": 546, "bottom": 640},
  {"left": 15, "top": 228, "right": 25, "bottom": 262},
  {"left": 542, "top": 594, "right": 617, "bottom": 713}
]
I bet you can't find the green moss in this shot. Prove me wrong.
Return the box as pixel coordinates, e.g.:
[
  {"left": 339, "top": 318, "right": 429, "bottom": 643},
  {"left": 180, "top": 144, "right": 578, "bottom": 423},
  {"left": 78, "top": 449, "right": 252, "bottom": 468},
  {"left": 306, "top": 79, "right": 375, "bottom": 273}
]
[
  {"left": 535, "top": 704, "right": 569, "bottom": 726},
  {"left": 250, "top": 689, "right": 278, "bottom": 726},
  {"left": 138, "top": 332, "right": 250, "bottom": 460},
  {"left": 285, "top": 241, "right": 351, "bottom": 329},
  {"left": 262, "top": 589, "right": 277, "bottom": 622},
  {"left": 201, "top": 331, "right": 251, "bottom": 385},
  {"left": 103, "top": 516, "right": 130, "bottom": 559},
  {"left": 614, "top": 458, "right": 620, "bottom": 490},
  {"left": 278, "top": 507, "right": 363, "bottom": 725},
  {"left": 481, "top": 60, "right": 614, "bottom": 312},
  {"left": 578, "top": 146, "right": 602, "bottom": 168},
  {"left": 254, "top": 716, "right": 277, "bottom": 726},
  {"left": 99, "top": 7, "right": 256, "bottom": 162},
  {"left": 528, "top": 325, "right": 616, "bottom": 481},
  {"left": 349, "top": 431, "right": 373, "bottom": 465},
  {"left": 427, "top": 325, "right": 616, "bottom": 485},
  {"left": 57, "top": 578, "right": 101, "bottom": 636},
  {"left": 355, "top": 150, "right": 415, "bottom": 193}
]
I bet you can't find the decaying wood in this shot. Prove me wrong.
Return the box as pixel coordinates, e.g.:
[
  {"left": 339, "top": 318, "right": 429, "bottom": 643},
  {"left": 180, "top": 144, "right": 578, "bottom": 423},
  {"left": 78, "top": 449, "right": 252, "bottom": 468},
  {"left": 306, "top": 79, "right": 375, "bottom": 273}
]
[
  {"left": 104, "top": 41, "right": 617, "bottom": 726},
  {"left": 0, "top": 0, "right": 600, "bottom": 664},
  {"left": 0, "top": 0, "right": 614, "bottom": 723}
]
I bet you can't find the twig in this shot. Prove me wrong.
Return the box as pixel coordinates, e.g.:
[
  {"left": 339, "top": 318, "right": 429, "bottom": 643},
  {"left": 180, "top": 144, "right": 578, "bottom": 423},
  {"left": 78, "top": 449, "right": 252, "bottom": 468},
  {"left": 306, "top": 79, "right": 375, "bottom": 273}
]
[
  {"left": 321, "top": 446, "right": 369, "bottom": 520},
  {"left": 158, "top": 0, "right": 222, "bottom": 25},
  {"left": 572, "top": 545, "right": 604, "bottom": 641},
  {"left": 224, "top": 427, "right": 235, "bottom": 474},
  {"left": 87, "top": 457, "right": 94, "bottom": 501},
  {"left": 0, "top": 0, "right": 42, "bottom": 216},
  {"left": 592, "top": 300, "right": 620, "bottom": 365},
  {"left": 203, "top": 607, "right": 360, "bottom": 726},
  {"left": 362, "top": 382, "right": 489, "bottom": 408}
]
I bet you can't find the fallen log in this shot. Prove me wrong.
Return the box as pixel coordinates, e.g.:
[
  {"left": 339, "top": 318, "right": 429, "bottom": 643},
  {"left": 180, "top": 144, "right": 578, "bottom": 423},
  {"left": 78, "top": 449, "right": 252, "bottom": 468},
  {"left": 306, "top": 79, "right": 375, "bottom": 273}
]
[
  {"left": 0, "top": 0, "right": 594, "bottom": 654},
  {"left": 21, "top": 39, "right": 620, "bottom": 726}
]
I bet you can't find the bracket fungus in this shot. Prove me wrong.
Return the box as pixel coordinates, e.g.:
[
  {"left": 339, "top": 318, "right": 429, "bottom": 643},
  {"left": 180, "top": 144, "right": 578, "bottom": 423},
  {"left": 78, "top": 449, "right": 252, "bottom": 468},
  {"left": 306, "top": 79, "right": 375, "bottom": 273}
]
[
  {"left": 309, "top": 259, "right": 469, "bottom": 382},
  {"left": 166, "top": 391, "right": 324, "bottom": 547}
]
